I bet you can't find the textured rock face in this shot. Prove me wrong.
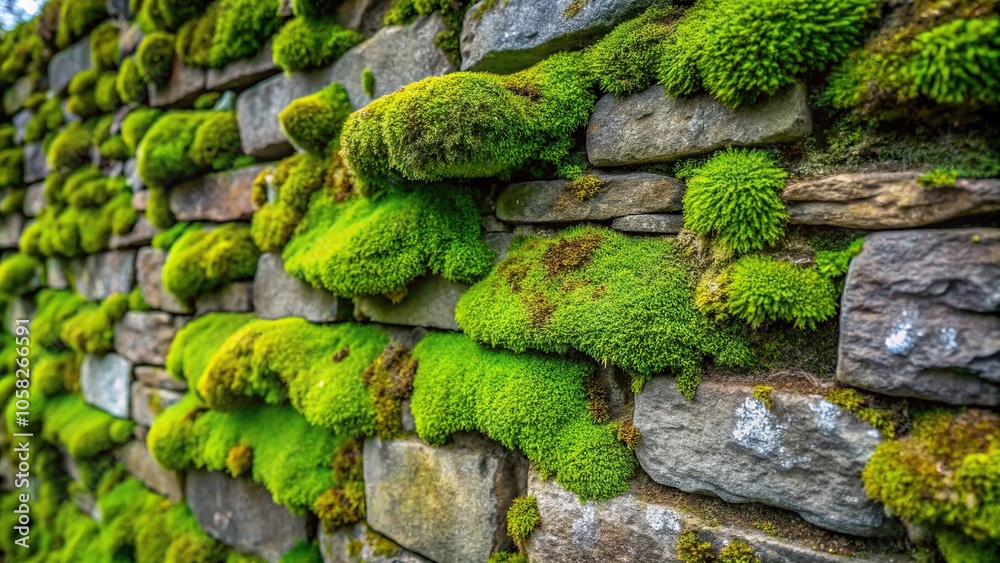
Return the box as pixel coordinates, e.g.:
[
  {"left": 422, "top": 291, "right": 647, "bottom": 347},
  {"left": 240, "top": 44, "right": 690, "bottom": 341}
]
[
  {"left": 114, "top": 311, "right": 189, "bottom": 366},
  {"left": 253, "top": 253, "right": 348, "bottom": 322},
  {"left": 194, "top": 282, "right": 254, "bottom": 316},
  {"left": 134, "top": 365, "right": 187, "bottom": 391},
  {"left": 356, "top": 275, "right": 467, "bottom": 331},
  {"left": 0, "top": 214, "right": 24, "bottom": 248},
  {"left": 785, "top": 172, "right": 1000, "bottom": 229},
  {"left": 838, "top": 228, "right": 1000, "bottom": 405},
  {"left": 80, "top": 353, "right": 134, "bottom": 419},
  {"left": 337, "top": 0, "right": 391, "bottom": 36},
  {"left": 48, "top": 37, "right": 91, "bottom": 94},
  {"left": 611, "top": 213, "right": 684, "bottom": 234},
  {"left": 205, "top": 40, "right": 280, "bottom": 91},
  {"left": 186, "top": 471, "right": 310, "bottom": 562},
  {"left": 461, "top": 0, "right": 650, "bottom": 73},
  {"left": 121, "top": 440, "right": 183, "bottom": 502},
  {"left": 46, "top": 257, "right": 69, "bottom": 289},
  {"left": 136, "top": 247, "right": 193, "bottom": 314},
  {"left": 149, "top": 59, "right": 207, "bottom": 108},
  {"left": 108, "top": 216, "right": 158, "bottom": 249},
  {"left": 496, "top": 172, "right": 685, "bottom": 223},
  {"left": 319, "top": 522, "right": 431, "bottom": 563},
  {"left": 363, "top": 435, "right": 527, "bottom": 563},
  {"left": 130, "top": 381, "right": 184, "bottom": 427},
  {"left": 4, "top": 297, "right": 34, "bottom": 334},
  {"left": 75, "top": 249, "right": 137, "bottom": 300},
  {"left": 169, "top": 164, "right": 267, "bottom": 222},
  {"left": 587, "top": 84, "right": 812, "bottom": 166},
  {"left": 23, "top": 143, "right": 50, "bottom": 184},
  {"left": 23, "top": 183, "right": 45, "bottom": 217},
  {"left": 634, "top": 377, "right": 893, "bottom": 536}
]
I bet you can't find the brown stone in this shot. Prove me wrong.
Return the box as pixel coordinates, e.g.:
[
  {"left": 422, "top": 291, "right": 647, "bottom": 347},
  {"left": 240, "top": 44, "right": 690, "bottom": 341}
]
[
  {"left": 130, "top": 381, "right": 185, "bottom": 427},
  {"left": 169, "top": 164, "right": 267, "bottom": 222},
  {"left": 136, "top": 246, "right": 194, "bottom": 314},
  {"left": 194, "top": 282, "right": 254, "bottom": 316},
  {"left": 149, "top": 58, "right": 207, "bottom": 108},
  {"left": 114, "top": 311, "right": 190, "bottom": 366},
  {"left": 109, "top": 216, "right": 159, "bottom": 249},
  {"left": 121, "top": 440, "right": 184, "bottom": 502},
  {"left": 134, "top": 365, "right": 188, "bottom": 391}
]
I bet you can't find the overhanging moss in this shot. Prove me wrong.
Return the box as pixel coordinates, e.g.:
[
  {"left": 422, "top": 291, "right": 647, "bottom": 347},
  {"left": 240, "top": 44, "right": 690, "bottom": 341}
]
[
  {"left": 40, "top": 394, "right": 135, "bottom": 459},
  {"left": 166, "top": 312, "right": 258, "bottom": 390},
  {"left": 137, "top": 110, "right": 245, "bottom": 189},
  {"left": 161, "top": 223, "right": 260, "bottom": 303}
]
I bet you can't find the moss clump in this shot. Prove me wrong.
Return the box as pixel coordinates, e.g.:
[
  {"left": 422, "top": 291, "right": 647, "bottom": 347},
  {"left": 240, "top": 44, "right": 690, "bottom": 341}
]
[
  {"left": 207, "top": 0, "right": 284, "bottom": 67},
  {"left": 161, "top": 223, "right": 260, "bottom": 303},
  {"left": 719, "top": 540, "right": 762, "bottom": 563},
  {"left": 60, "top": 293, "right": 130, "bottom": 354},
  {"left": 0, "top": 187, "right": 25, "bottom": 213},
  {"left": 47, "top": 121, "right": 93, "bottom": 171},
  {"left": 272, "top": 17, "right": 364, "bottom": 73},
  {"left": 0, "top": 125, "right": 15, "bottom": 150},
  {"left": 278, "top": 83, "right": 352, "bottom": 155},
  {"left": 616, "top": 420, "right": 641, "bottom": 449},
  {"left": 41, "top": 394, "right": 135, "bottom": 458},
  {"left": 147, "top": 186, "right": 177, "bottom": 229},
  {"left": 0, "top": 253, "right": 39, "bottom": 297},
  {"left": 456, "top": 226, "right": 754, "bottom": 398},
  {"left": 193, "top": 91, "right": 221, "bottom": 110},
  {"left": 681, "top": 149, "right": 788, "bottom": 255},
  {"left": 0, "top": 147, "right": 24, "bottom": 188},
  {"left": 341, "top": 52, "right": 595, "bottom": 188},
  {"left": 281, "top": 540, "right": 323, "bottom": 563},
  {"left": 488, "top": 553, "right": 529, "bottom": 563},
  {"left": 677, "top": 530, "right": 715, "bottom": 563},
  {"left": 361, "top": 341, "right": 418, "bottom": 438},
  {"left": 250, "top": 152, "right": 330, "bottom": 252},
  {"left": 99, "top": 135, "right": 131, "bottom": 160},
  {"left": 411, "top": 332, "right": 636, "bottom": 500},
  {"left": 129, "top": 286, "right": 150, "bottom": 311},
  {"left": 507, "top": 495, "right": 540, "bottom": 548},
  {"left": 66, "top": 69, "right": 101, "bottom": 118},
  {"left": 56, "top": 0, "right": 108, "bottom": 49},
  {"left": 725, "top": 255, "right": 837, "bottom": 330},
  {"left": 814, "top": 237, "right": 863, "bottom": 279},
  {"left": 361, "top": 68, "right": 375, "bottom": 97},
  {"left": 824, "top": 387, "right": 902, "bottom": 437},
  {"left": 176, "top": 5, "right": 219, "bottom": 67},
  {"left": 585, "top": 6, "right": 681, "bottom": 97},
  {"left": 136, "top": 32, "right": 177, "bottom": 84},
  {"left": 658, "top": 0, "right": 880, "bottom": 108},
  {"left": 24, "top": 97, "right": 66, "bottom": 144},
  {"left": 116, "top": 57, "right": 148, "bottom": 105},
  {"left": 282, "top": 184, "right": 493, "bottom": 298},
  {"left": 95, "top": 71, "right": 123, "bottom": 113},
  {"left": 90, "top": 21, "right": 121, "bottom": 71},
  {"left": 153, "top": 220, "right": 203, "bottom": 250},
  {"left": 122, "top": 108, "right": 163, "bottom": 154},
  {"left": 752, "top": 385, "right": 773, "bottom": 410},
  {"left": 166, "top": 312, "right": 258, "bottom": 389},
  {"left": 137, "top": 110, "right": 243, "bottom": 189}
]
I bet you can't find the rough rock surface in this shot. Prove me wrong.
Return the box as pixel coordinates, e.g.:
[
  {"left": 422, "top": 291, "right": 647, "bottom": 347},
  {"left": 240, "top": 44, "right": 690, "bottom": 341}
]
[
  {"left": 461, "top": 0, "right": 651, "bottom": 73},
  {"left": 80, "top": 353, "right": 133, "bottom": 419},
  {"left": 337, "top": 0, "right": 392, "bottom": 36},
  {"left": 186, "top": 471, "right": 310, "bottom": 562},
  {"left": 130, "top": 381, "right": 184, "bottom": 427},
  {"left": 134, "top": 365, "right": 188, "bottom": 391},
  {"left": 205, "top": 40, "right": 280, "bottom": 91},
  {"left": 114, "top": 311, "right": 189, "bottom": 366},
  {"left": 356, "top": 276, "right": 467, "bottom": 331},
  {"left": 4, "top": 297, "right": 34, "bottom": 334},
  {"left": 74, "top": 249, "right": 136, "bottom": 300},
  {"left": 121, "top": 440, "right": 183, "bottom": 502},
  {"left": 136, "top": 247, "right": 193, "bottom": 314},
  {"left": 0, "top": 214, "right": 24, "bottom": 248},
  {"left": 364, "top": 435, "right": 527, "bottom": 563},
  {"left": 23, "top": 143, "right": 50, "bottom": 184},
  {"left": 611, "top": 213, "right": 684, "bottom": 234},
  {"left": 634, "top": 377, "right": 894, "bottom": 536},
  {"left": 496, "top": 172, "right": 684, "bottom": 223},
  {"left": 319, "top": 522, "right": 431, "bottom": 563},
  {"left": 194, "top": 282, "right": 254, "bottom": 316},
  {"left": 108, "top": 216, "right": 158, "bottom": 249},
  {"left": 22, "top": 182, "right": 46, "bottom": 216},
  {"left": 785, "top": 172, "right": 1000, "bottom": 229},
  {"left": 587, "top": 84, "right": 811, "bottom": 166},
  {"left": 838, "top": 228, "right": 1000, "bottom": 405},
  {"left": 169, "top": 164, "right": 267, "bottom": 222},
  {"left": 45, "top": 257, "right": 68, "bottom": 289},
  {"left": 253, "top": 253, "right": 348, "bottom": 322},
  {"left": 48, "top": 37, "right": 91, "bottom": 94},
  {"left": 149, "top": 59, "right": 207, "bottom": 108}
]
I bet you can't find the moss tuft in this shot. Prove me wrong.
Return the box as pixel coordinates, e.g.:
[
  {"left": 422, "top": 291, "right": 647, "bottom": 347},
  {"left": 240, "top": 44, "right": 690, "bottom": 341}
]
[
  {"left": 677, "top": 529, "right": 715, "bottom": 563},
  {"left": 137, "top": 110, "right": 243, "bottom": 189},
  {"left": 507, "top": 495, "right": 540, "bottom": 548},
  {"left": 752, "top": 385, "right": 773, "bottom": 410},
  {"left": 279, "top": 83, "right": 352, "bottom": 155},
  {"left": 24, "top": 97, "right": 65, "bottom": 144},
  {"left": 272, "top": 17, "right": 364, "bottom": 73},
  {"left": 824, "top": 387, "right": 902, "bottom": 437},
  {"left": 361, "top": 68, "right": 375, "bottom": 97},
  {"left": 90, "top": 21, "right": 121, "bottom": 71},
  {"left": 586, "top": 5, "right": 680, "bottom": 97},
  {"left": 60, "top": 293, "right": 130, "bottom": 354},
  {"left": 0, "top": 253, "right": 40, "bottom": 297},
  {"left": 136, "top": 32, "right": 177, "bottom": 84},
  {"left": 616, "top": 420, "right": 641, "bottom": 449},
  {"left": 725, "top": 255, "right": 837, "bottom": 330},
  {"left": 361, "top": 341, "right": 417, "bottom": 438},
  {"left": 0, "top": 147, "right": 24, "bottom": 188},
  {"left": 41, "top": 394, "right": 135, "bottom": 458},
  {"left": 281, "top": 540, "right": 323, "bottom": 563},
  {"left": 161, "top": 223, "right": 260, "bottom": 303},
  {"left": 116, "top": 57, "right": 148, "bottom": 105},
  {"left": 121, "top": 108, "right": 163, "bottom": 154},
  {"left": 56, "top": 0, "right": 108, "bottom": 49}
]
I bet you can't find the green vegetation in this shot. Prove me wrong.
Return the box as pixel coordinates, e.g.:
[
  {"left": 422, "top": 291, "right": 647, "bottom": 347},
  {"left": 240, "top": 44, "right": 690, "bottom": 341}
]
[
  {"left": 724, "top": 255, "right": 837, "bottom": 329},
  {"left": 250, "top": 152, "right": 329, "bottom": 252},
  {"left": 56, "top": 0, "right": 108, "bottom": 49},
  {"left": 340, "top": 52, "right": 594, "bottom": 188},
  {"left": 90, "top": 21, "right": 121, "bottom": 70},
  {"left": 361, "top": 68, "right": 375, "bottom": 97},
  {"left": 99, "top": 135, "right": 131, "bottom": 160},
  {"left": 281, "top": 541, "right": 323, "bottom": 563},
  {"left": 153, "top": 220, "right": 203, "bottom": 250},
  {"left": 193, "top": 91, "right": 222, "bottom": 110},
  {"left": 383, "top": 0, "right": 472, "bottom": 66},
  {"left": 411, "top": 332, "right": 636, "bottom": 500},
  {"left": 24, "top": 97, "right": 66, "bottom": 144},
  {"left": 60, "top": 293, "right": 130, "bottom": 354},
  {"left": 456, "top": 226, "right": 754, "bottom": 398},
  {"left": 507, "top": 495, "right": 541, "bottom": 548},
  {"left": 0, "top": 253, "right": 39, "bottom": 296},
  {"left": 824, "top": 387, "right": 901, "bottom": 437},
  {"left": 47, "top": 121, "right": 93, "bottom": 171},
  {"left": 207, "top": 0, "right": 283, "bottom": 67},
  {"left": 677, "top": 530, "right": 761, "bottom": 563},
  {"left": 166, "top": 312, "right": 258, "bottom": 389},
  {"left": 66, "top": 69, "right": 101, "bottom": 118},
  {"left": 136, "top": 31, "right": 177, "bottom": 84},
  {"left": 94, "top": 71, "right": 122, "bottom": 113},
  {"left": 137, "top": 110, "right": 243, "bottom": 189},
  {"left": 122, "top": 108, "right": 163, "bottom": 154},
  {"left": 0, "top": 147, "right": 24, "bottom": 188},
  {"left": 147, "top": 186, "right": 177, "bottom": 229},
  {"left": 752, "top": 385, "right": 773, "bottom": 410},
  {"left": 272, "top": 17, "right": 364, "bottom": 73},
  {"left": 278, "top": 82, "right": 352, "bottom": 155},
  {"left": 282, "top": 184, "right": 493, "bottom": 298},
  {"left": 116, "top": 57, "right": 148, "bottom": 105},
  {"left": 585, "top": 5, "right": 680, "bottom": 97},
  {"left": 41, "top": 394, "right": 135, "bottom": 459},
  {"left": 161, "top": 223, "right": 260, "bottom": 303},
  {"left": 814, "top": 237, "right": 863, "bottom": 279}
]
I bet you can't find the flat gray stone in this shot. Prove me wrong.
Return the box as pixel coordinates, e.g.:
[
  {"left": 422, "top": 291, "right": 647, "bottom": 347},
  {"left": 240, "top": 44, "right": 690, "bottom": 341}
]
[
  {"left": 837, "top": 228, "right": 1000, "bottom": 405},
  {"left": 206, "top": 40, "right": 281, "bottom": 91},
  {"left": 23, "top": 143, "right": 49, "bottom": 184},
  {"left": 114, "top": 311, "right": 189, "bottom": 366},
  {"left": 169, "top": 164, "right": 267, "bottom": 222},
  {"left": 364, "top": 435, "right": 527, "bottom": 563},
  {"left": 120, "top": 440, "right": 183, "bottom": 502},
  {"left": 337, "top": 0, "right": 392, "bottom": 36},
  {"left": 254, "top": 253, "right": 348, "bottom": 322},
  {"left": 186, "top": 470, "right": 310, "bottom": 562},
  {"left": 611, "top": 213, "right": 684, "bottom": 234},
  {"left": 149, "top": 58, "right": 207, "bottom": 108},
  {"left": 80, "top": 353, "right": 134, "bottom": 419},
  {"left": 22, "top": 182, "right": 45, "bottom": 217},
  {"left": 785, "top": 171, "right": 1000, "bottom": 229},
  {"left": 319, "top": 522, "right": 431, "bottom": 563},
  {"left": 109, "top": 216, "right": 158, "bottom": 249},
  {"left": 74, "top": 249, "right": 137, "bottom": 300},
  {"left": 0, "top": 214, "right": 24, "bottom": 248},
  {"left": 49, "top": 37, "right": 91, "bottom": 94},
  {"left": 461, "top": 0, "right": 651, "bottom": 73},
  {"left": 587, "top": 84, "right": 812, "bottom": 167},
  {"left": 130, "top": 381, "right": 184, "bottom": 427},
  {"left": 4, "top": 297, "right": 35, "bottom": 334},
  {"left": 480, "top": 214, "right": 510, "bottom": 233},
  {"left": 496, "top": 172, "right": 684, "bottom": 223},
  {"left": 3, "top": 75, "right": 36, "bottom": 115},
  {"left": 12, "top": 109, "right": 31, "bottom": 144},
  {"left": 634, "top": 377, "right": 895, "bottom": 536},
  {"left": 355, "top": 275, "right": 466, "bottom": 331},
  {"left": 46, "top": 257, "right": 69, "bottom": 289},
  {"left": 194, "top": 282, "right": 254, "bottom": 316},
  {"left": 125, "top": 158, "right": 143, "bottom": 192},
  {"left": 136, "top": 246, "right": 193, "bottom": 314}
]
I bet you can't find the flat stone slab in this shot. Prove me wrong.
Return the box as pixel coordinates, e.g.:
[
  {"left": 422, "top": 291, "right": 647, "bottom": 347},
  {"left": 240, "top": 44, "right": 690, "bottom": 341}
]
[
  {"left": 785, "top": 172, "right": 1000, "bottom": 229},
  {"left": 0, "top": 214, "right": 25, "bottom": 248},
  {"left": 356, "top": 275, "right": 467, "bottom": 331},
  {"left": 109, "top": 216, "right": 158, "bottom": 249},
  {"left": 364, "top": 435, "right": 527, "bottom": 563},
  {"left": 587, "top": 84, "right": 811, "bottom": 167},
  {"left": 74, "top": 249, "right": 137, "bottom": 300},
  {"left": 186, "top": 470, "right": 310, "bottom": 562},
  {"left": 4, "top": 297, "right": 35, "bottom": 334},
  {"left": 114, "top": 311, "right": 190, "bottom": 366},
  {"left": 134, "top": 365, "right": 188, "bottom": 391},
  {"left": 254, "top": 253, "right": 348, "bottom": 322},
  {"left": 319, "top": 522, "right": 431, "bottom": 563},
  {"left": 121, "top": 440, "right": 183, "bottom": 502},
  {"left": 634, "top": 377, "right": 895, "bottom": 536},
  {"left": 136, "top": 246, "right": 193, "bottom": 314},
  {"left": 496, "top": 172, "right": 684, "bottom": 223},
  {"left": 130, "top": 381, "right": 184, "bottom": 427},
  {"left": 206, "top": 40, "right": 280, "bottom": 91},
  {"left": 169, "top": 164, "right": 268, "bottom": 222},
  {"left": 48, "top": 37, "right": 91, "bottom": 94},
  {"left": 24, "top": 143, "right": 50, "bottom": 184},
  {"left": 149, "top": 58, "right": 207, "bottom": 108},
  {"left": 611, "top": 213, "right": 684, "bottom": 234},
  {"left": 838, "top": 228, "right": 1000, "bottom": 405},
  {"left": 81, "top": 353, "right": 134, "bottom": 419},
  {"left": 194, "top": 282, "right": 254, "bottom": 316},
  {"left": 23, "top": 182, "right": 45, "bottom": 217},
  {"left": 46, "top": 257, "right": 69, "bottom": 289}
]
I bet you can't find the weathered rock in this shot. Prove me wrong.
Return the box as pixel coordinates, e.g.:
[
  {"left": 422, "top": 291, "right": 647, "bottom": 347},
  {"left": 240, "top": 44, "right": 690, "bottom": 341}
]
[
  {"left": 587, "top": 84, "right": 812, "bottom": 166},
  {"left": 634, "top": 377, "right": 894, "bottom": 536},
  {"left": 356, "top": 275, "right": 466, "bottom": 331},
  {"left": 785, "top": 172, "right": 1000, "bottom": 229},
  {"left": 206, "top": 41, "right": 281, "bottom": 91},
  {"left": 136, "top": 247, "right": 193, "bottom": 314},
  {"left": 319, "top": 522, "right": 431, "bottom": 563},
  {"left": 119, "top": 23, "right": 144, "bottom": 59},
  {"left": 838, "top": 228, "right": 1000, "bottom": 405},
  {"left": 0, "top": 213, "right": 24, "bottom": 248},
  {"left": 169, "top": 164, "right": 267, "bottom": 222},
  {"left": 22, "top": 183, "right": 45, "bottom": 217},
  {"left": 130, "top": 381, "right": 184, "bottom": 427},
  {"left": 496, "top": 172, "right": 684, "bottom": 223},
  {"left": 12, "top": 110, "right": 31, "bottom": 143},
  {"left": 4, "top": 297, "right": 34, "bottom": 334},
  {"left": 461, "top": 0, "right": 651, "bottom": 73},
  {"left": 114, "top": 311, "right": 189, "bottom": 366},
  {"left": 149, "top": 59, "right": 207, "bottom": 108},
  {"left": 132, "top": 189, "right": 148, "bottom": 210},
  {"left": 120, "top": 440, "right": 183, "bottom": 502},
  {"left": 48, "top": 37, "right": 92, "bottom": 94},
  {"left": 3, "top": 75, "right": 36, "bottom": 115},
  {"left": 125, "top": 158, "right": 143, "bottom": 191},
  {"left": 46, "top": 257, "right": 69, "bottom": 289},
  {"left": 253, "top": 253, "right": 348, "bottom": 322},
  {"left": 364, "top": 435, "right": 526, "bottom": 563},
  {"left": 194, "top": 282, "right": 254, "bottom": 316},
  {"left": 107, "top": 0, "right": 131, "bottom": 20},
  {"left": 134, "top": 365, "right": 188, "bottom": 391},
  {"left": 80, "top": 353, "right": 133, "bottom": 419},
  {"left": 337, "top": 0, "right": 391, "bottom": 36},
  {"left": 186, "top": 470, "right": 310, "bottom": 562},
  {"left": 483, "top": 232, "right": 515, "bottom": 263},
  {"left": 611, "top": 213, "right": 684, "bottom": 234},
  {"left": 74, "top": 249, "right": 137, "bottom": 300},
  {"left": 480, "top": 214, "right": 510, "bottom": 232},
  {"left": 109, "top": 216, "right": 158, "bottom": 249},
  {"left": 23, "top": 143, "right": 49, "bottom": 184}
]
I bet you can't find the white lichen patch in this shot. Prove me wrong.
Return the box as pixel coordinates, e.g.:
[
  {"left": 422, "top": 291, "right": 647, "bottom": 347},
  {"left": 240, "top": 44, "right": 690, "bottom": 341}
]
[
  {"left": 732, "top": 397, "right": 783, "bottom": 457},
  {"left": 571, "top": 503, "right": 598, "bottom": 546},
  {"left": 885, "top": 309, "right": 918, "bottom": 356},
  {"left": 938, "top": 326, "right": 958, "bottom": 351},
  {"left": 809, "top": 398, "right": 841, "bottom": 435},
  {"left": 644, "top": 504, "right": 681, "bottom": 533}
]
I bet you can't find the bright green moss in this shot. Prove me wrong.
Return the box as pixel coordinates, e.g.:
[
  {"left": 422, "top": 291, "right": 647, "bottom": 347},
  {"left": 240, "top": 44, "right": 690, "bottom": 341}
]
[
  {"left": 153, "top": 220, "right": 203, "bottom": 250},
  {"left": 60, "top": 293, "right": 129, "bottom": 354},
  {"left": 411, "top": 332, "right": 636, "bottom": 500},
  {"left": 282, "top": 184, "right": 493, "bottom": 298},
  {"left": 56, "top": 0, "right": 108, "bottom": 49},
  {"left": 129, "top": 286, "right": 150, "bottom": 311},
  {"left": 193, "top": 91, "right": 222, "bottom": 110},
  {"left": 507, "top": 495, "right": 540, "bottom": 547},
  {"left": 121, "top": 108, "right": 163, "bottom": 154},
  {"left": 585, "top": 5, "right": 680, "bottom": 97},
  {"left": 936, "top": 528, "right": 1000, "bottom": 563},
  {"left": 156, "top": 0, "right": 215, "bottom": 31},
  {"left": 116, "top": 57, "right": 147, "bottom": 105},
  {"left": 99, "top": 135, "right": 131, "bottom": 160},
  {"left": 0, "top": 253, "right": 39, "bottom": 296},
  {"left": 719, "top": 540, "right": 761, "bottom": 563},
  {"left": 0, "top": 187, "right": 25, "bottom": 214},
  {"left": 290, "top": 0, "right": 335, "bottom": 19},
  {"left": 250, "top": 152, "right": 329, "bottom": 252},
  {"left": 94, "top": 72, "right": 122, "bottom": 113},
  {"left": 190, "top": 111, "right": 244, "bottom": 170},
  {"left": 681, "top": 149, "right": 788, "bottom": 255},
  {"left": 41, "top": 393, "right": 135, "bottom": 458},
  {"left": 677, "top": 530, "right": 715, "bottom": 563},
  {"left": 176, "top": 4, "right": 219, "bottom": 67},
  {"left": 724, "top": 255, "right": 837, "bottom": 329},
  {"left": 31, "top": 289, "right": 90, "bottom": 353},
  {"left": 208, "top": 0, "right": 284, "bottom": 67},
  {"left": 66, "top": 69, "right": 101, "bottom": 118},
  {"left": 278, "top": 82, "right": 352, "bottom": 155},
  {"left": 281, "top": 541, "right": 323, "bottom": 563},
  {"left": 341, "top": 52, "right": 595, "bottom": 187},
  {"left": 47, "top": 121, "right": 93, "bottom": 171},
  {"left": 456, "top": 226, "right": 754, "bottom": 398},
  {"left": 271, "top": 16, "right": 364, "bottom": 73},
  {"left": 0, "top": 147, "right": 24, "bottom": 188},
  {"left": 161, "top": 223, "right": 260, "bottom": 303},
  {"left": 90, "top": 21, "right": 121, "bottom": 71},
  {"left": 0, "top": 125, "right": 15, "bottom": 150},
  {"left": 909, "top": 17, "right": 1000, "bottom": 105},
  {"left": 24, "top": 97, "right": 66, "bottom": 144},
  {"left": 658, "top": 0, "right": 879, "bottom": 108},
  {"left": 361, "top": 68, "right": 375, "bottom": 97},
  {"left": 166, "top": 312, "right": 258, "bottom": 389},
  {"left": 488, "top": 553, "right": 529, "bottom": 563},
  {"left": 147, "top": 186, "right": 176, "bottom": 229},
  {"left": 136, "top": 31, "right": 177, "bottom": 84},
  {"left": 137, "top": 110, "right": 243, "bottom": 189}
]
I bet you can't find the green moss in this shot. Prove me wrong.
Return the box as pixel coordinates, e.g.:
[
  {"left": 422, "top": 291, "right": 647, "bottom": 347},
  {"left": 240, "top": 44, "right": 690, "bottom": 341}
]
[
  {"left": 658, "top": 0, "right": 880, "bottom": 107},
  {"left": 24, "top": 97, "right": 66, "bottom": 144},
  {"left": 56, "top": 0, "right": 108, "bottom": 49},
  {"left": 814, "top": 237, "right": 863, "bottom": 279},
  {"left": 137, "top": 110, "right": 243, "bottom": 189},
  {"left": 176, "top": 4, "right": 219, "bottom": 67},
  {"left": 271, "top": 16, "right": 364, "bottom": 73},
  {"left": 47, "top": 121, "right": 93, "bottom": 171},
  {"left": 0, "top": 187, "right": 25, "bottom": 213},
  {"left": 456, "top": 226, "right": 754, "bottom": 398},
  {"left": 824, "top": 387, "right": 902, "bottom": 437},
  {"left": 0, "top": 125, "right": 15, "bottom": 150},
  {"left": 193, "top": 91, "right": 222, "bottom": 110},
  {"left": 752, "top": 385, "right": 773, "bottom": 410},
  {"left": 935, "top": 528, "right": 1000, "bottom": 563},
  {"left": 129, "top": 286, "right": 150, "bottom": 311},
  {"left": 121, "top": 108, "right": 163, "bottom": 154},
  {"left": 725, "top": 255, "right": 837, "bottom": 329},
  {"left": 507, "top": 495, "right": 540, "bottom": 547},
  {"left": 208, "top": 0, "right": 284, "bottom": 67},
  {"left": 31, "top": 289, "right": 90, "bottom": 353},
  {"left": 153, "top": 220, "right": 203, "bottom": 250},
  {"left": 66, "top": 69, "right": 101, "bottom": 118},
  {"left": 90, "top": 21, "right": 121, "bottom": 71},
  {"left": 585, "top": 5, "right": 680, "bottom": 97},
  {"left": 280, "top": 541, "right": 323, "bottom": 563},
  {"left": 161, "top": 223, "right": 260, "bottom": 303},
  {"left": 0, "top": 253, "right": 39, "bottom": 296},
  {"left": 250, "top": 152, "right": 330, "bottom": 252},
  {"left": 677, "top": 529, "right": 715, "bottom": 563},
  {"left": 488, "top": 553, "right": 528, "bottom": 563},
  {"left": 0, "top": 147, "right": 24, "bottom": 188},
  {"left": 166, "top": 312, "right": 258, "bottom": 389},
  {"left": 94, "top": 71, "right": 122, "bottom": 113},
  {"left": 360, "top": 341, "right": 418, "bottom": 438},
  {"left": 361, "top": 68, "right": 375, "bottom": 97},
  {"left": 681, "top": 148, "right": 788, "bottom": 255},
  {"left": 136, "top": 31, "right": 177, "bottom": 84},
  {"left": 908, "top": 18, "right": 1000, "bottom": 105},
  {"left": 282, "top": 184, "right": 493, "bottom": 298},
  {"left": 278, "top": 82, "right": 352, "bottom": 155},
  {"left": 99, "top": 135, "right": 131, "bottom": 160},
  {"left": 60, "top": 293, "right": 129, "bottom": 354},
  {"left": 719, "top": 540, "right": 762, "bottom": 563},
  {"left": 341, "top": 51, "right": 595, "bottom": 188},
  {"left": 147, "top": 186, "right": 177, "bottom": 229},
  {"left": 41, "top": 393, "right": 135, "bottom": 458},
  {"left": 116, "top": 57, "right": 148, "bottom": 105},
  {"left": 156, "top": 0, "right": 215, "bottom": 31},
  {"left": 411, "top": 332, "right": 636, "bottom": 500}
]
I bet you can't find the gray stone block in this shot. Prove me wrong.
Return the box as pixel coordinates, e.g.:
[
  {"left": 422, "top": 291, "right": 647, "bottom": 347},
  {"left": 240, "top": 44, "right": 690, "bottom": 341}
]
[
  {"left": 253, "top": 253, "right": 348, "bottom": 322},
  {"left": 48, "top": 38, "right": 91, "bottom": 94},
  {"left": 319, "top": 522, "right": 431, "bottom": 563},
  {"left": 169, "top": 164, "right": 267, "bottom": 222},
  {"left": 121, "top": 440, "right": 184, "bottom": 502},
  {"left": 134, "top": 365, "right": 188, "bottom": 391},
  {"left": 23, "top": 143, "right": 50, "bottom": 184},
  {"left": 206, "top": 40, "right": 281, "bottom": 91},
  {"left": 355, "top": 275, "right": 466, "bottom": 331},
  {"left": 611, "top": 213, "right": 684, "bottom": 234},
  {"left": 81, "top": 353, "right": 134, "bottom": 419},
  {"left": 114, "top": 311, "right": 189, "bottom": 366},
  {"left": 195, "top": 282, "right": 254, "bottom": 316},
  {"left": 109, "top": 216, "right": 158, "bottom": 249},
  {"left": 74, "top": 249, "right": 137, "bottom": 300},
  {"left": 22, "top": 182, "right": 45, "bottom": 216},
  {"left": 136, "top": 246, "right": 193, "bottom": 314},
  {"left": 149, "top": 58, "right": 207, "bottom": 108},
  {"left": 130, "top": 381, "right": 184, "bottom": 427}
]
